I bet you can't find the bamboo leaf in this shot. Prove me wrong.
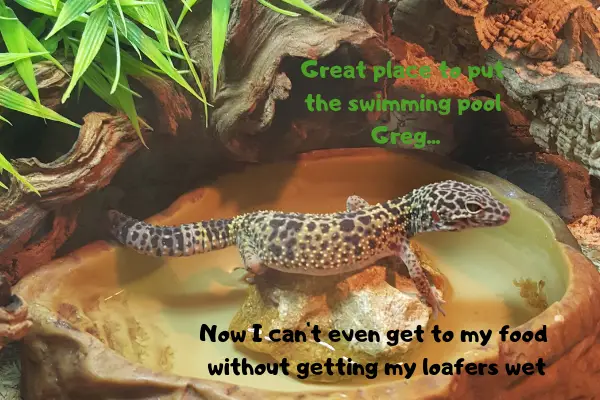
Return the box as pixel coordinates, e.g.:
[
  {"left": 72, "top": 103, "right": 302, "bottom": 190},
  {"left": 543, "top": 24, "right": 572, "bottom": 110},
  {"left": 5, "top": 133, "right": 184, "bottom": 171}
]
[
  {"left": 52, "top": 0, "right": 61, "bottom": 10},
  {"left": 82, "top": 63, "right": 147, "bottom": 146},
  {"left": 0, "top": 85, "right": 80, "bottom": 127},
  {"left": 76, "top": 78, "right": 84, "bottom": 101},
  {"left": 161, "top": 1, "right": 208, "bottom": 121},
  {"left": 119, "top": 0, "right": 156, "bottom": 5},
  {"left": 46, "top": 0, "right": 97, "bottom": 39},
  {"left": 115, "top": 18, "right": 208, "bottom": 105},
  {"left": 28, "top": 16, "right": 48, "bottom": 37},
  {"left": 0, "top": 152, "right": 40, "bottom": 195},
  {"left": 0, "top": 113, "right": 12, "bottom": 125},
  {"left": 40, "top": 35, "right": 60, "bottom": 54},
  {"left": 108, "top": 8, "right": 121, "bottom": 93},
  {"left": 176, "top": 0, "right": 196, "bottom": 28},
  {"left": 62, "top": 4, "right": 109, "bottom": 102},
  {"left": 280, "top": 0, "right": 334, "bottom": 23},
  {"left": 113, "top": 0, "right": 127, "bottom": 38},
  {"left": 211, "top": 0, "right": 230, "bottom": 96},
  {"left": 0, "top": 52, "right": 49, "bottom": 68},
  {"left": 0, "top": 6, "right": 41, "bottom": 103},
  {"left": 101, "top": 61, "right": 146, "bottom": 146},
  {"left": 88, "top": 0, "right": 108, "bottom": 12},
  {"left": 147, "top": 2, "right": 170, "bottom": 57},
  {"left": 257, "top": 0, "right": 299, "bottom": 16},
  {"left": 13, "top": 0, "right": 61, "bottom": 16},
  {"left": 21, "top": 25, "right": 66, "bottom": 72},
  {"left": 81, "top": 63, "right": 120, "bottom": 109},
  {"left": 105, "top": 40, "right": 162, "bottom": 77}
]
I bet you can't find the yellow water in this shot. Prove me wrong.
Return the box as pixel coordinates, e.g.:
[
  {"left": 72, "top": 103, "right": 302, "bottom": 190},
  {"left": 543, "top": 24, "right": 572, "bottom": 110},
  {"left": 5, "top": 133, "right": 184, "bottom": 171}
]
[{"left": 36, "top": 150, "right": 571, "bottom": 391}]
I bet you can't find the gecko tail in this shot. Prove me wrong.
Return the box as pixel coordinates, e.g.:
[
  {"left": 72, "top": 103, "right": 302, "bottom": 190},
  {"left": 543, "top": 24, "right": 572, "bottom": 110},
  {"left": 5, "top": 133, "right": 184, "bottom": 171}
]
[{"left": 107, "top": 209, "right": 236, "bottom": 257}]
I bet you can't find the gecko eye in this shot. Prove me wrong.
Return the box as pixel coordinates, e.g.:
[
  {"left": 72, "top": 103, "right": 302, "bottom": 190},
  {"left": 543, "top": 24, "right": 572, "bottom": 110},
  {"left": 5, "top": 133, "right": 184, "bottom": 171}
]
[
  {"left": 431, "top": 211, "right": 441, "bottom": 222},
  {"left": 466, "top": 202, "right": 483, "bottom": 213}
]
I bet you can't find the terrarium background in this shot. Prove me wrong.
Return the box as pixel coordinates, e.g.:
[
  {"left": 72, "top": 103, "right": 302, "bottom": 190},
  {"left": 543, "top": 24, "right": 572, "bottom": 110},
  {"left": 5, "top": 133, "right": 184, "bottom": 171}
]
[{"left": 1, "top": 0, "right": 600, "bottom": 398}]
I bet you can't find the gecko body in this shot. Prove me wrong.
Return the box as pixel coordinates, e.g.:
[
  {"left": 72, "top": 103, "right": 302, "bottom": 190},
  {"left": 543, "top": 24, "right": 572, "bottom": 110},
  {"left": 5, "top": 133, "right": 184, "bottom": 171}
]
[{"left": 108, "top": 180, "right": 511, "bottom": 318}]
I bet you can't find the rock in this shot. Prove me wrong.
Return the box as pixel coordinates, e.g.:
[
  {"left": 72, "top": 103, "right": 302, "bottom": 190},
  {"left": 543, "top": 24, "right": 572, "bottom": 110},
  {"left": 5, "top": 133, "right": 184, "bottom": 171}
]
[
  {"left": 568, "top": 215, "right": 600, "bottom": 271},
  {"left": 229, "top": 243, "right": 445, "bottom": 383},
  {"left": 0, "top": 274, "right": 31, "bottom": 351},
  {"left": 476, "top": 152, "right": 592, "bottom": 223}
]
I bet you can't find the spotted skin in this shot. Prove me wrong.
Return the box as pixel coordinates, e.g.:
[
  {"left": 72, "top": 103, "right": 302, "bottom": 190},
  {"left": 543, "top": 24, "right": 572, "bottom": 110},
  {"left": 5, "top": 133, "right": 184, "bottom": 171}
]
[
  {"left": 107, "top": 180, "right": 511, "bottom": 318},
  {"left": 344, "top": 195, "right": 447, "bottom": 318}
]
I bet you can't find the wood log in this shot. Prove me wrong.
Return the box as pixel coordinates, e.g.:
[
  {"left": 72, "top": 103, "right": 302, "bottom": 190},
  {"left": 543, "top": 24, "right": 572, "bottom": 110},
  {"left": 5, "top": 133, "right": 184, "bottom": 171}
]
[
  {"left": 391, "top": 0, "right": 600, "bottom": 176},
  {"left": 173, "top": 0, "right": 394, "bottom": 161},
  {"left": 0, "top": 61, "right": 194, "bottom": 285}
]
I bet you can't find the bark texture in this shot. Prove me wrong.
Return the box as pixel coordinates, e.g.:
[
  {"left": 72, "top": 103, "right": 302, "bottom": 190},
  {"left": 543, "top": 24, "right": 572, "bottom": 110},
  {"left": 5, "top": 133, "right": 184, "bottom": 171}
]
[
  {"left": 175, "top": 0, "right": 394, "bottom": 160},
  {"left": 391, "top": 0, "right": 600, "bottom": 176}
]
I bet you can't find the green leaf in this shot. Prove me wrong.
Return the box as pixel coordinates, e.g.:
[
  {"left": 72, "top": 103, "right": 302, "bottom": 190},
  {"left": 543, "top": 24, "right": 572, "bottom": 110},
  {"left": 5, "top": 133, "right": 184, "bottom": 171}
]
[
  {"left": 88, "top": 0, "right": 108, "bottom": 12},
  {"left": 0, "top": 152, "right": 39, "bottom": 195},
  {"left": 112, "top": 0, "right": 127, "bottom": 38},
  {"left": 52, "top": 0, "right": 61, "bottom": 10},
  {"left": 211, "top": 0, "right": 230, "bottom": 96},
  {"left": 81, "top": 63, "right": 120, "bottom": 109},
  {"left": 115, "top": 17, "right": 208, "bottom": 106},
  {"left": 27, "top": 16, "right": 48, "bottom": 37},
  {"left": 0, "top": 113, "right": 12, "bottom": 125},
  {"left": 161, "top": 1, "right": 208, "bottom": 122},
  {"left": 13, "top": 0, "right": 61, "bottom": 16},
  {"left": 40, "top": 35, "right": 60, "bottom": 54},
  {"left": 0, "top": 85, "right": 80, "bottom": 127},
  {"left": 22, "top": 18, "right": 67, "bottom": 72},
  {"left": 119, "top": 0, "right": 156, "bottom": 5},
  {"left": 257, "top": 0, "right": 299, "bottom": 17},
  {"left": 147, "top": 2, "right": 170, "bottom": 57},
  {"left": 280, "top": 0, "right": 334, "bottom": 23},
  {"left": 122, "top": 5, "right": 159, "bottom": 34},
  {"left": 62, "top": 4, "right": 109, "bottom": 102},
  {"left": 101, "top": 61, "right": 146, "bottom": 146},
  {"left": 76, "top": 78, "right": 84, "bottom": 101},
  {"left": 0, "top": 52, "right": 49, "bottom": 68},
  {"left": 107, "top": 8, "right": 121, "bottom": 93},
  {"left": 176, "top": 0, "right": 196, "bottom": 28},
  {"left": 46, "top": 0, "right": 97, "bottom": 39},
  {"left": 105, "top": 40, "right": 162, "bottom": 77},
  {"left": 82, "top": 63, "right": 147, "bottom": 147},
  {"left": 0, "top": 6, "right": 41, "bottom": 103}
]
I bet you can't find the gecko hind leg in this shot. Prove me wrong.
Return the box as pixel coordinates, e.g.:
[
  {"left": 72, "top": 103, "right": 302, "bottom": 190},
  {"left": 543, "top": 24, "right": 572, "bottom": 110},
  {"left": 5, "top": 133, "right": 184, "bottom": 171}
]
[
  {"left": 394, "top": 239, "right": 446, "bottom": 319},
  {"left": 346, "top": 195, "right": 370, "bottom": 212},
  {"left": 235, "top": 235, "right": 280, "bottom": 306},
  {"left": 235, "top": 236, "right": 268, "bottom": 284}
]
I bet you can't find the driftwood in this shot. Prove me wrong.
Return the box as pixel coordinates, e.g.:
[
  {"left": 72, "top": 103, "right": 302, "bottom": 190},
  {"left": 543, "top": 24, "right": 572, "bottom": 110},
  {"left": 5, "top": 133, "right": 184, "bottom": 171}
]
[
  {"left": 174, "top": 0, "right": 394, "bottom": 161},
  {"left": 0, "top": 61, "right": 195, "bottom": 286},
  {"left": 391, "top": 0, "right": 600, "bottom": 175}
]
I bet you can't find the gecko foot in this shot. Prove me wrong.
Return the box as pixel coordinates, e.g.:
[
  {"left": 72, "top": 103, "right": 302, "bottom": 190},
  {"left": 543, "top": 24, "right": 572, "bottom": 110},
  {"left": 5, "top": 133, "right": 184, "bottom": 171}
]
[
  {"left": 425, "top": 287, "right": 446, "bottom": 320},
  {"left": 240, "top": 260, "right": 269, "bottom": 285}
]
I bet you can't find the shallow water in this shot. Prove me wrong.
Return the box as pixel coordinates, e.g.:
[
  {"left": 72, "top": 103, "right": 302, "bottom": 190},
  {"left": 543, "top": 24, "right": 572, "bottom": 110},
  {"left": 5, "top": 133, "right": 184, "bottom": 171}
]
[{"left": 38, "top": 151, "right": 571, "bottom": 391}]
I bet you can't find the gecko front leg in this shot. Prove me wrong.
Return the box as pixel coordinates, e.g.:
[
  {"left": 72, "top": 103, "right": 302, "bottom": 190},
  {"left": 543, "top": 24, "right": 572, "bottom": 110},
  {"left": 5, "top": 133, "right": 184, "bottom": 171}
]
[
  {"left": 347, "top": 195, "right": 445, "bottom": 317},
  {"left": 346, "top": 195, "right": 370, "bottom": 212},
  {"left": 395, "top": 239, "right": 446, "bottom": 319}
]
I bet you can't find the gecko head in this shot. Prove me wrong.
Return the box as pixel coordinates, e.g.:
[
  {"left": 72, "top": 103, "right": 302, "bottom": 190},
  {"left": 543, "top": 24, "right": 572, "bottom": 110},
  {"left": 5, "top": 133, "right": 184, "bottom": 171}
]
[{"left": 419, "top": 180, "right": 511, "bottom": 233}]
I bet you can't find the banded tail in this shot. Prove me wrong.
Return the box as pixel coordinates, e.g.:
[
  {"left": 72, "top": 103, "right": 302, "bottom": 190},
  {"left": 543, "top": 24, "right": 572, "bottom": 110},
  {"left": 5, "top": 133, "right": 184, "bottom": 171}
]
[{"left": 107, "top": 210, "right": 238, "bottom": 257}]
